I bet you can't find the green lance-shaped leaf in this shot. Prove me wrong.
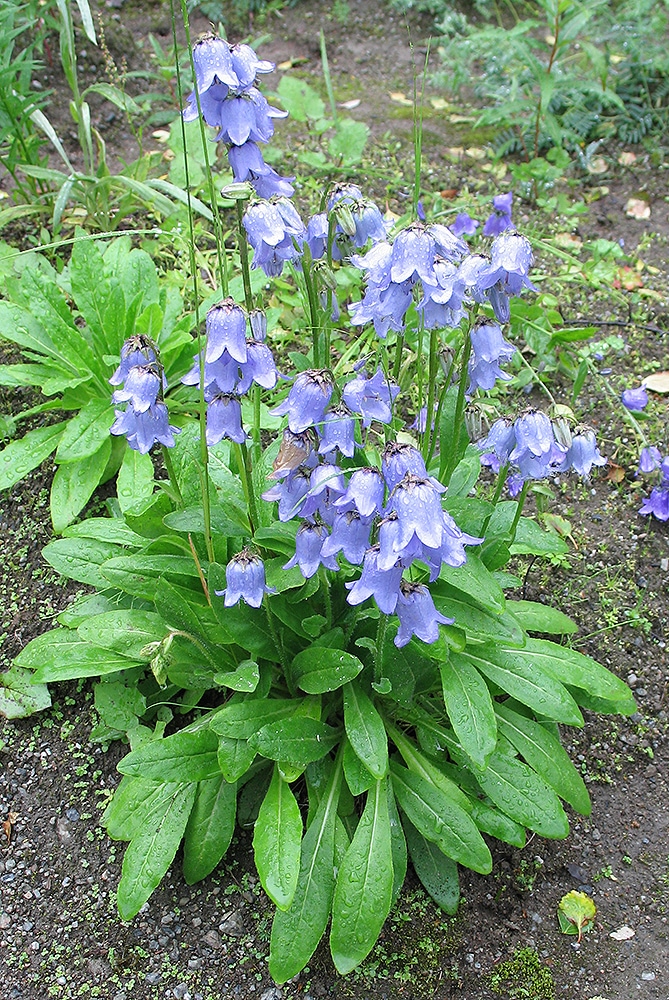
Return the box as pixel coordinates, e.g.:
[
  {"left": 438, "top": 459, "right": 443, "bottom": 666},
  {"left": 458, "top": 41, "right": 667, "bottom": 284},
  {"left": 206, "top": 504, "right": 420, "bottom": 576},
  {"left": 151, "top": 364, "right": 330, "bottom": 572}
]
[
  {"left": 495, "top": 702, "right": 591, "bottom": 815},
  {"left": 330, "top": 777, "right": 394, "bottom": 974},
  {"left": 0, "top": 422, "right": 66, "bottom": 491},
  {"left": 117, "top": 782, "right": 196, "bottom": 920},
  {"left": 116, "top": 447, "right": 155, "bottom": 513},
  {"left": 520, "top": 637, "right": 636, "bottom": 708},
  {"left": 77, "top": 610, "right": 167, "bottom": 660},
  {"left": 469, "top": 799, "right": 526, "bottom": 849},
  {"left": 254, "top": 765, "right": 303, "bottom": 910},
  {"left": 390, "top": 762, "right": 491, "bottom": 874},
  {"left": 0, "top": 664, "right": 51, "bottom": 720},
  {"left": 217, "top": 736, "right": 257, "bottom": 783},
  {"left": 439, "top": 654, "right": 497, "bottom": 769},
  {"left": 15, "top": 628, "right": 141, "bottom": 683},
  {"left": 387, "top": 784, "right": 407, "bottom": 907},
  {"left": 293, "top": 646, "right": 364, "bottom": 694},
  {"left": 404, "top": 817, "right": 460, "bottom": 915},
  {"left": 55, "top": 399, "right": 115, "bottom": 463},
  {"left": 269, "top": 756, "right": 342, "bottom": 983},
  {"left": 507, "top": 599, "right": 578, "bottom": 635},
  {"left": 104, "top": 777, "right": 182, "bottom": 841},
  {"left": 461, "top": 644, "right": 583, "bottom": 726},
  {"left": 474, "top": 750, "right": 569, "bottom": 839},
  {"left": 183, "top": 775, "right": 237, "bottom": 884},
  {"left": 343, "top": 681, "right": 388, "bottom": 779},
  {"left": 42, "top": 537, "right": 124, "bottom": 588},
  {"left": 118, "top": 728, "right": 221, "bottom": 783},
  {"left": 210, "top": 698, "right": 309, "bottom": 740},
  {"left": 250, "top": 717, "right": 339, "bottom": 768},
  {"left": 50, "top": 438, "right": 113, "bottom": 532}
]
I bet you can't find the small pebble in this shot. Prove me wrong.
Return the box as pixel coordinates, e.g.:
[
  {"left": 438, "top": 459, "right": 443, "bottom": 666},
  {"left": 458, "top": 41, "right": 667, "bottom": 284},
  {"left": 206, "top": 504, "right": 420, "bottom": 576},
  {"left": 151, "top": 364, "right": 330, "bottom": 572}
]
[{"left": 641, "top": 972, "right": 656, "bottom": 981}]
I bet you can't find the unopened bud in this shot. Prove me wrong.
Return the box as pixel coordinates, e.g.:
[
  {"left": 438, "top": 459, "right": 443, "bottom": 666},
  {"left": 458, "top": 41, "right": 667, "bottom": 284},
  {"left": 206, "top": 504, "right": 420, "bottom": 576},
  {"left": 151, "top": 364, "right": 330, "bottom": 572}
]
[
  {"left": 249, "top": 309, "right": 267, "bottom": 342},
  {"left": 439, "top": 345, "right": 455, "bottom": 377},
  {"left": 552, "top": 416, "right": 572, "bottom": 450},
  {"left": 464, "top": 405, "right": 483, "bottom": 442},
  {"left": 334, "top": 202, "right": 356, "bottom": 237},
  {"left": 314, "top": 260, "right": 337, "bottom": 291},
  {"left": 148, "top": 633, "right": 174, "bottom": 687}
]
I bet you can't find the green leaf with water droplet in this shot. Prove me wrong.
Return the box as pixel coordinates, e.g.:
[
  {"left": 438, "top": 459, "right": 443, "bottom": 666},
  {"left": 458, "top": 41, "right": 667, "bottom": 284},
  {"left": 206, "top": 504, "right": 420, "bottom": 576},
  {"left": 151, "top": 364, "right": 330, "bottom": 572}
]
[
  {"left": 293, "top": 646, "right": 364, "bottom": 694},
  {"left": 117, "top": 781, "right": 196, "bottom": 920},
  {"left": 343, "top": 681, "right": 388, "bottom": 779},
  {"left": 404, "top": 817, "right": 460, "bottom": 915},
  {"left": 390, "top": 762, "right": 492, "bottom": 874},
  {"left": 474, "top": 750, "right": 570, "bottom": 839},
  {"left": 330, "top": 778, "right": 394, "bottom": 974},
  {"left": 116, "top": 447, "right": 154, "bottom": 513},
  {"left": 269, "top": 756, "right": 342, "bottom": 983},
  {"left": 55, "top": 398, "right": 115, "bottom": 463},
  {"left": 183, "top": 774, "right": 236, "bottom": 884},
  {"left": 250, "top": 717, "right": 339, "bottom": 767},
  {"left": 254, "top": 765, "right": 303, "bottom": 910},
  {"left": 50, "top": 437, "right": 112, "bottom": 532},
  {"left": 0, "top": 664, "right": 51, "bottom": 719},
  {"left": 440, "top": 654, "right": 497, "bottom": 768},
  {"left": 0, "top": 422, "right": 66, "bottom": 491},
  {"left": 118, "top": 727, "right": 221, "bottom": 782},
  {"left": 78, "top": 610, "right": 167, "bottom": 660},
  {"left": 558, "top": 890, "right": 596, "bottom": 941}
]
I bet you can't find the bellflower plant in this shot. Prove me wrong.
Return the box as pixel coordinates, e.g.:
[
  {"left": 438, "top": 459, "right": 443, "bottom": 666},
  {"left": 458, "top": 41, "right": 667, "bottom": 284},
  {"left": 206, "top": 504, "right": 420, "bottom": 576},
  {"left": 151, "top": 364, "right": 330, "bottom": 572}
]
[{"left": 11, "top": 21, "right": 637, "bottom": 991}]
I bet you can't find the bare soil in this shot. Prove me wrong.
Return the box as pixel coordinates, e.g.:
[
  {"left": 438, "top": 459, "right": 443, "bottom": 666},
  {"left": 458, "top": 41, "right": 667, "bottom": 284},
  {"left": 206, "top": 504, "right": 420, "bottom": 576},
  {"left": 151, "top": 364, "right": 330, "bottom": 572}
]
[{"left": 1, "top": 2, "right": 669, "bottom": 999}]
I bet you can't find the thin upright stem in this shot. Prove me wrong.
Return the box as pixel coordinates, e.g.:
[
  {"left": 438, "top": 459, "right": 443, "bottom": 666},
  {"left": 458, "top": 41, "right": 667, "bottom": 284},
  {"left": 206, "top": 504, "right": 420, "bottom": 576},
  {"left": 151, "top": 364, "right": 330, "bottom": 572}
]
[
  {"left": 234, "top": 441, "right": 259, "bottom": 535},
  {"left": 235, "top": 199, "right": 254, "bottom": 313},
  {"left": 440, "top": 329, "right": 472, "bottom": 484},
  {"left": 161, "top": 444, "right": 184, "bottom": 507},
  {"left": 508, "top": 479, "right": 531, "bottom": 547},
  {"left": 422, "top": 326, "right": 439, "bottom": 464},
  {"left": 374, "top": 613, "right": 389, "bottom": 684}
]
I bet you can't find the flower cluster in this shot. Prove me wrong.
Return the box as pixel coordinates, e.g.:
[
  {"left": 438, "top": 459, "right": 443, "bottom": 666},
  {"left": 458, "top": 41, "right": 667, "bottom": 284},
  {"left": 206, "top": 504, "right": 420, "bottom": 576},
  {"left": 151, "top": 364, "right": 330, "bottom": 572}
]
[
  {"left": 306, "top": 184, "right": 387, "bottom": 262},
  {"left": 184, "top": 34, "right": 292, "bottom": 198},
  {"left": 638, "top": 447, "right": 669, "bottom": 521},
  {"left": 261, "top": 371, "right": 478, "bottom": 646},
  {"left": 350, "top": 224, "right": 534, "bottom": 336},
  {"left": 181, "top": 300, "right": 279, "bottom": 445},
  {"left": 110, "top": 336, "right": 179, "bottom": 454},
  {"left": 478, "top": 411, "right": 606, "bottom": 495}
]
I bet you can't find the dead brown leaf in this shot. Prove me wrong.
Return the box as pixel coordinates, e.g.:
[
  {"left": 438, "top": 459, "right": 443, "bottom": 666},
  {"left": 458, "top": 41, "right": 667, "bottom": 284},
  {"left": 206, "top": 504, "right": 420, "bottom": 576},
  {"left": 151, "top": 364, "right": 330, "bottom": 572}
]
[
  {"left": 606, "top": 463, "right": 626, "bottom": 483},
  {"left": 625, "top": 197, "right": 651, "bottom": 220}
]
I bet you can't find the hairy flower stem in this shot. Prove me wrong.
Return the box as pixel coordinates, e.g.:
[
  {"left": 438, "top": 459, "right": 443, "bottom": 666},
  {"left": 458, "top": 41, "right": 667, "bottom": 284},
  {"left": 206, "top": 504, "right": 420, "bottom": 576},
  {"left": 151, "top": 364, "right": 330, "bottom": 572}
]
[
  {"left": 480, "top": 462, "right": 510, "bottom": 537},
  {"left": 320, "top": 568, "right": 333, "bottom": 631},
  {"left": 170, "top": 0, "right": 214, "bottom": 562},
  {"left": 301, "top": 244, "right": 325, "bottom": 367},
  {"left": 374, "top": 613, "right": 389, "bottom": 684},
  {"left": 392, "top": 333, "right": 405, "bottom": 382},
  {"left": 161, "top": 444, "right": 184, "bottom": 507},
  {"left": 235, "top": 200, "right": 254, "bottom": 313},
  {"left": 176, "top": 0, "right": 229, "bottom": 296},
  {"left": 234, "top": 441, "right": 259, "bottom": 535},
  {"left": 508, "top": 479, "right": 531, "bottom": 547},
  {"left": 440, "top": 329, "right": 472, "bottom": 484},
  {"left": 411, "top": 39, "right": 430, "bottom": 220},
  {"left": 264, "top": 596, "right": 291, "bottom": 690},
  {"left": 422, "top": 326, "right": 440, "bottom": 463}
]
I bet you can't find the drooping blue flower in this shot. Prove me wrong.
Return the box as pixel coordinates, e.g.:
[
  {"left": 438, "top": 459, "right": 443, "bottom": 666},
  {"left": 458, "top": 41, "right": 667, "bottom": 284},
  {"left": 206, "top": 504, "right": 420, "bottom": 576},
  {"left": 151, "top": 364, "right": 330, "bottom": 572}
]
[
  {"left": 262, "top": 467, "right": 312, "bottom": 521},
  {"left": 342, "top": 368, "right": 399, "bottom": 427},
  {"left": 622, "top": 386, "right": 648, "bottom": 412},
  {"left": 381, "top": 441, "right": 436, "bottom": 492},
  {"left": 334, "top": 467, "right": 386, "bottom": 518},
  {"left": 283, "top": 521, "right": 340, "bottom": 578},
  {"left": 560, "top": 428, "right": 607, "bottom": 477},
  {"left": 216, "top": 548, "right": 275, "bottom": 608},
  {"left": 639, "top": 485, "right": 669, "bottom": 521},
  {"left": 345, "top": 547, "right": 403, "bottom": 614},
  {"left": 205, "top": 393, "right": 246, "bottom": 445},
  {"left": 376, "top": 512, "right": 423, "bottom": 571},
  {"left": 318, "top": 405, "right": 357, "bottom": 458},
  {"left": 272, "top": 370, "right": 334, "bottom": 434},
  {"left": 243, "top": 199, "right": 305, "bottom": 276},
  {"left": 228, "top": 141, "right": 294, "bottom": 199},
  {"left": 388, "top": 473, "right": 447, "bottom": 551},
  {"left": 394, "top": 581, "right": 454, "bottom": 647},
  {"left": 450, "top": 212, "right": 479, "bottom": 237},
  {"left": 300, "top": 462, "right": 347, "bottom": 520},
  {"left": 467, "top": 321, "right": 516, "bottom": 394},
  {"left": 482, "top": 192, "right": 513, "bottom": 237},
  {"left": 249, "top": 309, "right": 267, "bottom": 342},
  {"left": 477, "top": 231, "right": 535, "bottom": 322},
  {"left": 478, "top": 417, "right": 516, "bottom": 472},
  {"left": 327, "top": 184, "right": 387, "bottom": 250},
  {"left": 205, "top": 300, "right": 248, "bottom": 364},
  {"left": 419, "top": 258, "right": 467, "bottom": 330},
  {"left": 236, "top": 341, "right": 279, "bottom": 392},
  {"left": 110, "top": 402, "right": 178, "bottom": 454},
  {"left": 111, "top": 364, "right": 161, "bottom": 413},
  {"left": 638, "top": 446, "right": 662, "bottom": 473},
  {"left": 109, "top": 335, "right": 158, "bottom": 385},
  {"left": 319, "top": 510, "right": 374, "bottom": 565}
]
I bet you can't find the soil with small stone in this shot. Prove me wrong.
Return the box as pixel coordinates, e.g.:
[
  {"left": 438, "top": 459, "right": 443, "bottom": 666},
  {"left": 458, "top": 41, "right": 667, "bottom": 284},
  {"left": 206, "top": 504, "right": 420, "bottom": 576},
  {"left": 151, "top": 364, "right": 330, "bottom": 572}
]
[{"left": 1, "top": 2, "right": 669, "bottom": 999}]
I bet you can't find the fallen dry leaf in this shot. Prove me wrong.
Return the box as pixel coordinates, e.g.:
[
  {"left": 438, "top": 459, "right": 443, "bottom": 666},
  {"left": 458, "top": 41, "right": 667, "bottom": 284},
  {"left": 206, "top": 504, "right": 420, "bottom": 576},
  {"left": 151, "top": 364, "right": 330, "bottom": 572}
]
[
  {"left": 618, "top": 151, "right": 637, "bottom": 166},
  {"left": 610, "top": 925, "right": 635, "bottom": 941},
  {"left": 339, "top": 99, "right": 360, "bottom": 110},
  {"left": 2, "top": 811, "right": 18, "bottom": 846},
  {"left": 606, "top": 463, "right": 626, "bottom": 483},
  {"left": 277, "top": 57, "right": 308, "bottom": 70},
  {"left": 440, "top": 188, "right": 459, "bottom": 199},
  {"left": 554, "top": 233, "right": 583, "bottom": 252},
  {"left": 587, "top": 156, "right": 608, "bottom": 175},
  {"left": 389, "top": 91, "right": 413, "bottom": 106},
  {"left": 625, "top": 197, "right": 651, "bottom": 220},
  {"left": 642, "top": 371, "right": 669, "bottom": 393},
  {"left": 613, "top": 266, "right": 644, "bottom": 291},
  {"left": 429, "top": 97, "right": 449, "bottom": 110},
  {"left": 465, "top": 147, "right": 487, "bottom": 160}
]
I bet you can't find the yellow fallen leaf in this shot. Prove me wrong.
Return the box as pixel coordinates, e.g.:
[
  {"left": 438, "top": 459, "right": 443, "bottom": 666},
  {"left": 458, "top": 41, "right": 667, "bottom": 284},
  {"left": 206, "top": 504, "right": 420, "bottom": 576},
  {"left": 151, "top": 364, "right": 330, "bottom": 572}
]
[
  {"left": 151, "top": 129, "right": 170, "bottom": 142},
  {"left": 618, "top": 151, "right": 637, "bottom": 166},
  {"left": 429, "top": 97, "right": 450, "bottom": 110},
  {"left": 449, "top": 114, "right": 476, "bottom": 123},
  {"left": 444, "top": 147, "right": 464, "bottom": 158},
  {"left": 465, "top": 147, "right": 486, "bottom": 160},
  {"left": 553, "top": 233, "right": 583, "bottom": 251},
  {"left": 642, "top": 371, "right": 669, "bottom": 393},
  {"left": 389, "top": 91, "right": 413, "bottom": 106},
  {"left": 625, "top": 197, "right": 651, "bottom": 219},
  {"left": 278, "top": 58, "right": 308, "bottom": 70}
]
